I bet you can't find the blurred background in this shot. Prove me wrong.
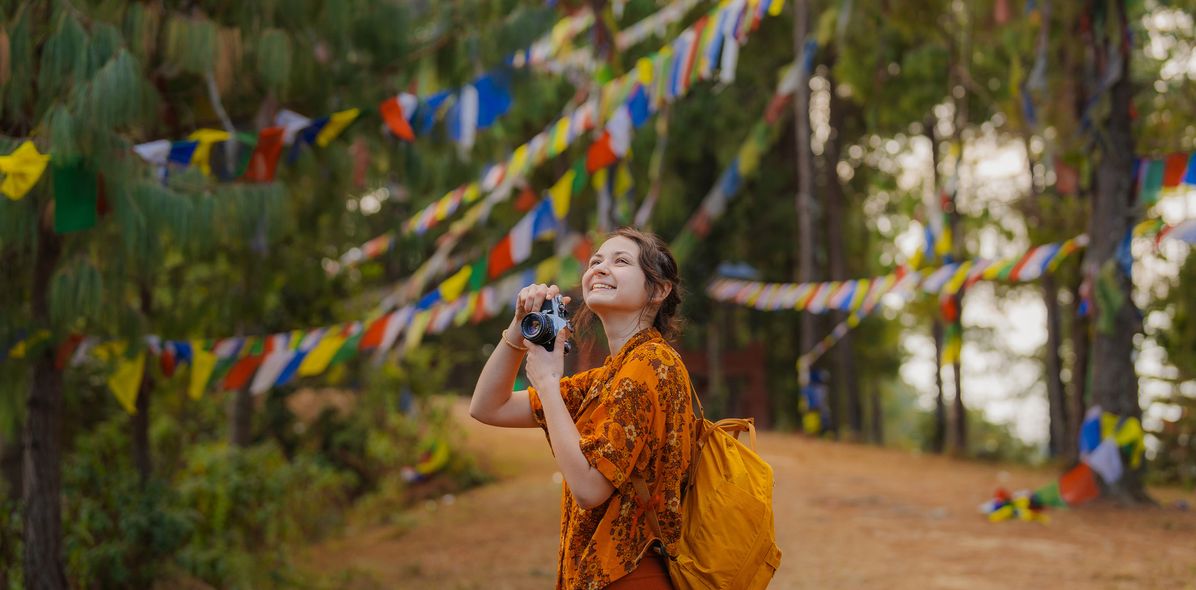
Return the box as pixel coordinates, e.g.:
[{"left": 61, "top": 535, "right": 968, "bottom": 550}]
[{"left": 1, "top": 0, "right": 1194, "bottom": 588}]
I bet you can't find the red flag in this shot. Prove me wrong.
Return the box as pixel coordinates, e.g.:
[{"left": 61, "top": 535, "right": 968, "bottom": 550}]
[
  {"left": 586, "top": 132, "right": 618, "bottom": 173},
  {"left": 243, "top": 127, "right": 285, "bottom": 182},
  {"left": 1006, "top": 249, "right": 1038, "bottom": 282},
  {"left": 1058, "top": 462, "right": 1100, "bottom": 505},
  {"left": 359, "top": 313, "right": 391, "bottom": 350},
  {"left": 160, "top": 345, "right": 177, "bottom": 378},
  {"left": 54, "top": 334, "right": 84, "bottom": 370},
  {"left": 380, "top": 97, "right": 415, "bottom": 141},
  {"left": 488, "top": 236, "right": 514, "bottom": 279},
  {"left": 221, "top": 354, "right": 264, "bottom": 391},
  {"left": 467, "top": 291, "right": 486, "bottom": 324},
  {"left": 572, "top": 237, "right": 592, "bottom": 263},
  {"left": 514, "top": 186, "right": 538, "bottom": 212},
  {"left": 680, "top": 16, "right": 708, "bottom": 90},
  {"left": 764, "top": 94, "right": 793, "bottom": 124},
  {"left": 1162, "top": 152, "right": 1189, "bottom": 188}
]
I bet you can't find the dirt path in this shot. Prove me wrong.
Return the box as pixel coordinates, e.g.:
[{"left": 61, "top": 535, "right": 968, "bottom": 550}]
[{"left": 303, "top": 400, "right": 1196, "bottom": 589}]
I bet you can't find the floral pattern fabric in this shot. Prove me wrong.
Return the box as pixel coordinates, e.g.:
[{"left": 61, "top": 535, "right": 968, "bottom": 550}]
[{"left": 528, "top": 328, "right": 696, "bottom": 590}]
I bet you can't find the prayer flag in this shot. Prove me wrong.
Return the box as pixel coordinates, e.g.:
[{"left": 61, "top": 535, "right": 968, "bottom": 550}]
[
  {"left": 52, "top": 161, "right": 98, "bottom": 233},
  {"left": 1085, "top": 437, "right": 1124, "bottom": 484},
  {"left": 243, "top": 127, "right": 285, "bottom": 182},
  {"left": 380, "top": 95, "right": 416, "bottom": 141},
  {"left": 0, "top": 141, "right": 51, "bottom": 199},
  {"left": 1162, "top": 152, "right": 1189, "bottom": 188},
  {"left": 316, "top": 108, "right": 361, "bottom": 147},
  {"left": 489, "top": 235, "right": 515, "bottom": 279},
  {"left": 297, "top": 329, "right": 347, "bottom": 377},
  {"left": 1058, "top": 462, "right": 1100, "bottom": 506},
  {"left": 188, "top": 342, "right": 217, "bottom": 400},
  {"left": 188, "top": 129, "right": 232, "bottom": 176}
]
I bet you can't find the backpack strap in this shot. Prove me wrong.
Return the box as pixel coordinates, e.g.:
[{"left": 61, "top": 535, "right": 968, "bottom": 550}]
[
  {"left": 630, "top": 474, "right": 667, "bottom": 553},
  {"left": 713, "top": 417, "right": 757, "bottom": 451},
  {"left": 630, "top": 381, "right": 704, "bottom": 556}
]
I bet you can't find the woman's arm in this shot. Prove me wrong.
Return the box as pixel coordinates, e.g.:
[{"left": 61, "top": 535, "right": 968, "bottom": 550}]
[
  {"left": 536, "top": 378, "right": 616, "bottom": 510},
  {"left": 469, "top": 317, "right": 538, "bottom": 428},
  {"left": 470, "top": 284, "right": 571, "bottom": 428}
]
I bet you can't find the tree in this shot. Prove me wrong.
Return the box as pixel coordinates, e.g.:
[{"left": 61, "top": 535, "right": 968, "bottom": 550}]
[{"left": 1085, "top": 0, "right": 1148, "bottom": 502}]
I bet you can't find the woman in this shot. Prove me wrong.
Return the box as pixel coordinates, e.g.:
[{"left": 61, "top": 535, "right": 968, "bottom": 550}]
[{"left": 470, "top": 227, "right": 696, "bottom": 590}]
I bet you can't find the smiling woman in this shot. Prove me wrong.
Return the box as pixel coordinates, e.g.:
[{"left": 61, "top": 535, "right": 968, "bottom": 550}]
[{"left": 469, "top": 228, "right": 694, "bottom": 590}]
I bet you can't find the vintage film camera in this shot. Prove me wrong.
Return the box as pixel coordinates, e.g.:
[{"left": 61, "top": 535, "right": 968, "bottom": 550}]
[{"left": 520, "top": 295, "right": 573, "bottom": 354}]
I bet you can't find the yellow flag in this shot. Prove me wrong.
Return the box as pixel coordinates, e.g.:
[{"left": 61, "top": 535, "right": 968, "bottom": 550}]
[
  {"left": 943, "top": 261, "right": 974, "bottom": 296},
  {"left": 434, "top": 194, "right": 454, "bottom": 221},
  {"left": 188, "top": 129, "right": 231, "bottom": 176},
  {"left": 438, "top": 265, "right": 472, "bottom": 302},
  {"left": 188, "top": 342, "right": 217, "bottom": 400},
  {"left": 316, "top": 108, "right": 361, "bottom": 147},
  {"left": 298, "top": 330, "right": 347, "bottom": 377},
  {"left": 737, "top": 137, "right": 763, "bottom": 175},
  {"left": 508, "top": 144, "right": 530, "bottom": 177},
  {"left": 591, "top": 168, "right": 608, "bottom": 191},
  {"left": 462, "top": 183, "right": 482, "bottom": 204},
  {"left": 636, "top": 57, "right": 655, "bottom": 85},
  {"left": 454, "top": 292, "right": 478, "bottom": 326},
  {"left": 0, "top": 141, "right": 51, "bottom": 200},
  {"left": 535, "top": 257, "right": 561, "bottom": 284},
  {"left": 550, "top": 170, "right": 575, "bottom": 218},
  {"left": 848, "top": 279, "right": 871, "bottom": 312},
  {"left": 1101, "top": 412, "right": 1146, "bottom": 469},
  {"left": 935, "top": 226, "right": 953, "bottom": 259},
  {"left": 551, "top": 118, "right": 571, "bottom": 156},
  {"left": 982, "top": 258, "right": 1010, "bottom": 280},
  {"left": 95, "top": 342, "right": 144, "bottom": 415},
  {"left": 403, "top": 311, "right": 433, "bottom": 352},
  {"left": 614, "top": 163, "right": 634, "bottom": 196}
]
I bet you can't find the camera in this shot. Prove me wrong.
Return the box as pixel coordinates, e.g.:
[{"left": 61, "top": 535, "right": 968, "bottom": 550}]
[{"left": 520, "top": 295, "right": 573, "bottom": 353}]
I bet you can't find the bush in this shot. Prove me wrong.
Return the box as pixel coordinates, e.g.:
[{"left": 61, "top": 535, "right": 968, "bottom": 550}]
[
  {"left": 173, "top": 442, "right": 353, "bottom": 587},
  {"left": 63, "top": 419, "right": 193, "bottom": 590}
]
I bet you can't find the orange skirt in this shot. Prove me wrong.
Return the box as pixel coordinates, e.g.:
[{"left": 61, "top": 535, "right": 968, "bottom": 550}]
[{"left": 604, "top": 556, "right": 673, "bottom": 590}]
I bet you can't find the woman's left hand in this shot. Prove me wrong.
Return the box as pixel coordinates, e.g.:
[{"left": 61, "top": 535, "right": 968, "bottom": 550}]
[{"left": 524, "top": 327, "right": 571, "bottom": 396}]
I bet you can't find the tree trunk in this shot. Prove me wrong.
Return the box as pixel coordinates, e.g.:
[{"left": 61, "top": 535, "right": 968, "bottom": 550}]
[
  {"left": 1086, "top": 0, "right": 1148, "bottom": 503},
  {"left": 231, "top": 386, "right": 254, "bottom": 448},
  {"left": 946, "top": 3, "right": 971, "bottom": 456},
  {"left": 792, "top": 0, "right": 823, "bottom": 431},
  {"left": 23, "top": 219, "right": 68, "bottom": 589},
  {"left": 823, "top": 60, "right": 863, "bottom": 437},
  {"left": 922, "top": 117, "right": 949, "bottom": 453},
  {"left": 931, "top": 320, "right": 947, "bottom": 453},
  {"left": 1042, "top": 274, "right": 1070, "bottom": 458}
]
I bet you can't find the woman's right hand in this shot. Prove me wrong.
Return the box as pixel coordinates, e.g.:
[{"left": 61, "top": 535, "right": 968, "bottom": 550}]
[{"left": 513, "top": 283, "right": 571, "bottom": 326}]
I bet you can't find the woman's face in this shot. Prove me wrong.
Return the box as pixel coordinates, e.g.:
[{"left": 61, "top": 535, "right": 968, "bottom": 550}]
[{"left": 581, "top": 236, "right": 653, "bottom": 316}]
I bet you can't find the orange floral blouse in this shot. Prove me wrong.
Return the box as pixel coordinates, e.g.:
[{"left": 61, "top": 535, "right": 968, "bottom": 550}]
[{"left": 528, "top": 328, "right": 696, "bottom": 590}]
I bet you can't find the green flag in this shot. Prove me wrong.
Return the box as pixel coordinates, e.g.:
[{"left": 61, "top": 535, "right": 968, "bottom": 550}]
[{"left": 52, "top": 162, "right": 97, "bottom": 233}]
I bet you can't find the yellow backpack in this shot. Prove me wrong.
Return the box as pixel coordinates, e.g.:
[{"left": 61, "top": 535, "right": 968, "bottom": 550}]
[{"left": 633, "top": 393, "right": 782, "bottom": 589}]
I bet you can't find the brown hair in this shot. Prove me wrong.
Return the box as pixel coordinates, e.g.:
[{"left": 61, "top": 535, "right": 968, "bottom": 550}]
[{"left": 573, "top": 227, "right": 685, "bottom": 341}]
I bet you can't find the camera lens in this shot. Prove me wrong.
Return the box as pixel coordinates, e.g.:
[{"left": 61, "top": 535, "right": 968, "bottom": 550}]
[{"left": 520, "top": 313, "right": 549, "bottom": 341}]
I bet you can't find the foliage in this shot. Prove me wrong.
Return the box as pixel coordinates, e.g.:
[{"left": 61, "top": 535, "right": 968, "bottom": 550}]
[{"left": 1148, "top": 251, "right": 1196, "bottom": 488}]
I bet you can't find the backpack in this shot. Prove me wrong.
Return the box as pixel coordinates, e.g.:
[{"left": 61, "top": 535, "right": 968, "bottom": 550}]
[{"left": 632, "top": 390, "right": 782, "bottom": 590}]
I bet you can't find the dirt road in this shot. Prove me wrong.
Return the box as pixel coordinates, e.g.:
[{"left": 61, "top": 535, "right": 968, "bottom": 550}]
[{"left": 304, "top": 400, "right": 1196, "bottom": 589}]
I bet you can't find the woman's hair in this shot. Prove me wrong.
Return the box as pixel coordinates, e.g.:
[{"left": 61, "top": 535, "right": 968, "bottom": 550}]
[{"left": 574, "top": 227, "right": 685, "bottom": 340}]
